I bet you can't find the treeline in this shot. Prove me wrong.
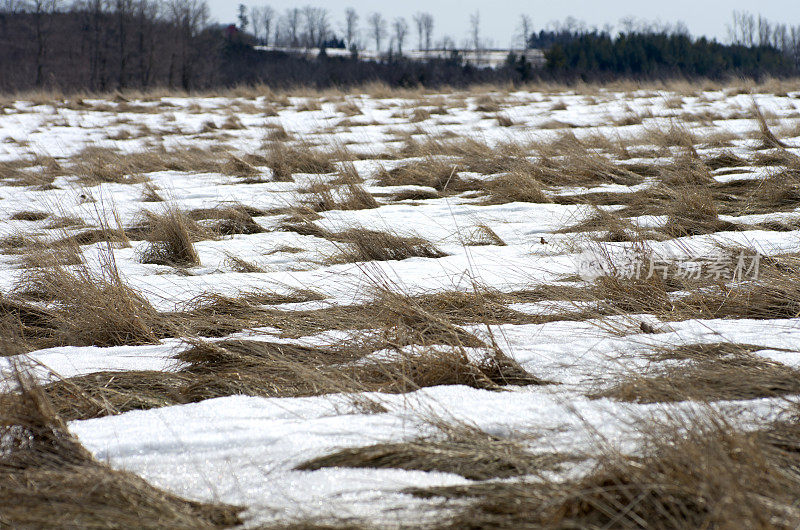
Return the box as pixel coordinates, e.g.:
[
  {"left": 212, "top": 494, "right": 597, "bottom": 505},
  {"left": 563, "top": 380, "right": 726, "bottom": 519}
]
[
  {"left": 0, "top": 2, "right": 799, "bottom": 94},
  {"left": 0, "top": 1, "right": 218, "bottom": 92},
  {"left": 0, "top": 1, "right": 526, "bottom": 92},
  {"left": 538, "top": 12, "right": 800, "bottom": 79},
  {"left": 544, "top": 33, "right": 796, "bottom": 79}
]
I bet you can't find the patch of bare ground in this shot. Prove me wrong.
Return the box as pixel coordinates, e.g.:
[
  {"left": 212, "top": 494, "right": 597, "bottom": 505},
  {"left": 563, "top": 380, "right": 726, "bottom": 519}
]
[
  {"left": 411, "top": 412, "right": 800, "bottom": 529},
  {"left": 296, "top": 424, "right": 568, "bottom": 480},
  {"left": 0, "top": 369, "right": 243, "bottom": 528}
]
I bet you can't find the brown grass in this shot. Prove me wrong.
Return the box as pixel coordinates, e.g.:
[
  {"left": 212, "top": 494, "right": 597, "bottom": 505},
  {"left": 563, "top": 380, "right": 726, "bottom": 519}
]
[
  {"left": 221, "top": 155, "right": 259, "bottom": 178},
  {"left": 303, "top": 182, "right": 380, "bottom": 212},
  {"left": 474, "top": 95, "right": 501, "bottom": 113},
  {"left": 31, "top": 331, "right": 545, "bottom": 421},
  {"left": 141, "top": 182, "right": 165, "bottom": 202},
  {"left": 9, "top": 249, "right": 170, "bottom": 349},
  {"left": 483, "top": 169, "right": 551, "bottom": 204},
  {"left": 0, "top": 368, "right": 243, "bottom": 528},
  {"left": 137, "top": 207, "right": 202, "bottom": 266},
  {"left": 376, "top": 157, "right": 474, "bottom": 194},
  {"left": 9, "top": 211, "right": 49, "bottom": 221},
  {"left": 63, "top": 145, "right": 238, "bottom": 185},
  {"left": 464, "top": 224, "right": 506, "bottom": 246},
  {"left": 296, "top": 424, "right": 566, "bottom": 480},
  {"left": 586, "top": 246, "right": 800, "bottom": 322},
  {"left": 496, "top": 113, "right": 516, "bottom": 127},
  {"left": 415, "top": 413, "right": 800, "bottom": 529},
  {"left": 335, "top": 101, "right": 362, "bottom": 116},
  {"left": 595, "top": 346, "right": 800, "bottom": 403},
  {"left": 265, "top": 142, "right": 337, "bottom": 180},
  {"left": 326, "top": 227, "right": 446, "bottom": 263},
  {"left": 188, "top": 204, "right": 265, "bottom": 235}
]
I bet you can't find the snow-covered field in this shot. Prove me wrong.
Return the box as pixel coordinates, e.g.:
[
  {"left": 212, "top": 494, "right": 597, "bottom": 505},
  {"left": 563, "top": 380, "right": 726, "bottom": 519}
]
[{"left": 2, "top": 83, "right": 800, "bottom": 527}]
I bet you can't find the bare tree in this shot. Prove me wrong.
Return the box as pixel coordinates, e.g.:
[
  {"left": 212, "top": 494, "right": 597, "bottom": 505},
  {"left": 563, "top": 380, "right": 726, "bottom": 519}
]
[
  {"left": 283, "top": 7, "right": 300, "bottom": 47},
  {"left": 758, "top": 15, "right": 772, "bottom": 47},
  {"left": 1, "top": 0, "right": 26, "bottom": 13},
  {"left": 249, "top": 7, "right": 262, "bottom": 40},
  {"left": 741, "top": 12, "right": 755, "bottom": 46},
  {"left": 367, "top": 12, "right": 386, "bottom": 52},
  {"left": 248, "top": 6, "right": 274, "bottom": 44},
  {"left": 114, "top": 0, "right": 135, "bottom": 88},
  {"left": 421, "top": 13, "right": 434, "bottom": 52},
  {"left": 412, "top": 12, "right": 425, "bottom": 51},
  {"left": 344, "top": 7, "right": 358, "bottom": 50},
  {"left": 301, "top": 5, "right": 316, "bottom": 48},
  {"left": 469, "top": 10, "right": 481, "bottom": 62},
  {"left": 165, "top": 0, "right": 209, "bottom": 90},
  {"left": 517, "top": 14, "right": 532, "bottom": 49},
  {"left": 260, "top": 5, "right": 275, "bottom": 46},
  {"left": 412, "top": 12, "right": 434, "bottom": 53},
  {"left": 300, "top": 6, "right": 328, "bottom": 48},
  {"left": 133, "top": 0, "right": 159, "bottom": 87},
  {"left": 31, "top": 0, "right": 60, "bottom": 86},
  {"left": 392, "top": 17, "right": 408, "bottom": 55},
  {"left": 439, "top": 35, "right": 455, "bottom": 52}
]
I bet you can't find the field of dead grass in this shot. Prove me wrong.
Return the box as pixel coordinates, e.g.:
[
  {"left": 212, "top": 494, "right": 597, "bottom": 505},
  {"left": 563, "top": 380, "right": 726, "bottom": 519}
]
[{"left": 2, "top": 79, "right": 800, "bottom": 527}]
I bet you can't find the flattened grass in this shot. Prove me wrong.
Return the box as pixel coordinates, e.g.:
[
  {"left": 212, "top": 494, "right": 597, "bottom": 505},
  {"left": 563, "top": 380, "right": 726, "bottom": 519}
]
[{"left": 0, "top": 369, "right": 243, "bottom": 528}]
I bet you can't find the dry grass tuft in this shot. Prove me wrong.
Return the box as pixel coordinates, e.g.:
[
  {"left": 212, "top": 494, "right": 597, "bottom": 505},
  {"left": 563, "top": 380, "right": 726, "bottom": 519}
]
[
  {"left": 752, "top": 101, "right": 790, "bottom": 149},
  {"left": 464, "top": 224, "right": 506, "bottom": 246},
  {"left": 140, "top": 182, "right": 165, "bottom": 202},
  {"left": 34, "top": 333, "right": 544, "bottom": 421},
  {"left": 327, "top": 228, "right": 446, "bottom": 263},
  {"left": 474, "top": 95, "right": 501, "bottom": 113},
  {"left": 335, "top": 101, "right": 362, "bottom": 116},
  {"left": 265, "top": 142, "right": 337, "bottom": 181},
  {"left": 660, "top": 186, "right": 739, "bottom": 237},
  {"left": 376, "top": 157, "right": 473, "bottom": 194},
  {"left": 224, "top": 254, "right": 266, "bottom": 273},
  {"left": 296, "top": 424, "right": 565, "bottom": 480},
  {"left": 137, "top": 207, "right": 202, "bottom": 266},
  {"left": 417, "top": 413, "right": 800, "bottom": 529},
  {"left": 10, "top": 250, "right": 170, "bottom": 349},
  {"left": 0, "top": 368, "right": 243, "bottom": 527},
  {"left": 496, "top": 113, "right": 516, "bottom": 127},
  {"left": 221, "top": 155, "right": 259, "bottom": 178},
  {"left": 595, "top": 347, "right": 800, "bottom": 403},
  {"left": 304, "top": 182, "right": 380, "bottom": 212},
  {"left": 484, "top": 169, "right": 551, "bottom": 204},
  {"left": 188, "top": 204, "right": 265, "bottom": 235},
  {"left": 9, "top": 211, "right": 49, "bottom": 222}
]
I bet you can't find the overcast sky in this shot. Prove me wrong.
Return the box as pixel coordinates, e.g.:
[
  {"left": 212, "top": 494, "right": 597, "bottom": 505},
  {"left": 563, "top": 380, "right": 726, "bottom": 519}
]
[{"left": 207, "top": 1, "right": 800, "bottom": 49}]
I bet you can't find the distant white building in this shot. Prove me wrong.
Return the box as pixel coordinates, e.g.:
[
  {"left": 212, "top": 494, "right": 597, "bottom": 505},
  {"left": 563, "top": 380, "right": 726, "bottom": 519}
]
[{"left": 254, "top": 46, "right": 545, "bottom": 69}]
